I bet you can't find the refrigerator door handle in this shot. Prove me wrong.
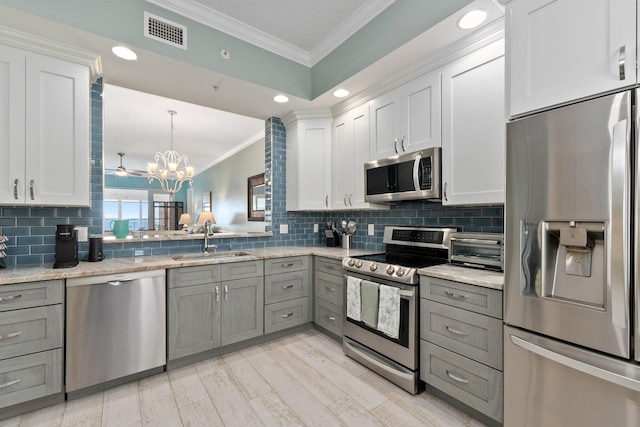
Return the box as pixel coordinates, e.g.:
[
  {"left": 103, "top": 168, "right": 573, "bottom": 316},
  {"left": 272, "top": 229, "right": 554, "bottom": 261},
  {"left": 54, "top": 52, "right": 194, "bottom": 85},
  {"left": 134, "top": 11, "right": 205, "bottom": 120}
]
[
  {"left": 510, "top": 334, "right": 640, "bottom": 392},
  {"left": 610, "top": 119, "right": 630, "bottom": 328}
]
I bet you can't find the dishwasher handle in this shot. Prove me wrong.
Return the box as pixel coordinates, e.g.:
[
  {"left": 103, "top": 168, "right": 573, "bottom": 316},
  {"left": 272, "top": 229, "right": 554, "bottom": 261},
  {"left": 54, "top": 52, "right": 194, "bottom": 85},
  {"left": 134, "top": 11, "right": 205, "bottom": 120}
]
[{"left": 107, "top": 279, "right": 135, "bottom": 286}]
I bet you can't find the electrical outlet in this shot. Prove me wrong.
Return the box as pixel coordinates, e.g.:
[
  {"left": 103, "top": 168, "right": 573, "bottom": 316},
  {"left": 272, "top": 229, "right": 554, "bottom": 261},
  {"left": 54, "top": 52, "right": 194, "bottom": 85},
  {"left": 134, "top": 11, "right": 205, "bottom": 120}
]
[
  {"left": 280, "top": 224, "right": 288, "bottom": 234},
  {"left": 368, "top": 224, "right": 375, "bottom": 236},
  {"left": 76, "top": 226, "right": 88, "bottom": 242},
  {"left": 313, "top": 224, "right": 319, "bottom": 233}
]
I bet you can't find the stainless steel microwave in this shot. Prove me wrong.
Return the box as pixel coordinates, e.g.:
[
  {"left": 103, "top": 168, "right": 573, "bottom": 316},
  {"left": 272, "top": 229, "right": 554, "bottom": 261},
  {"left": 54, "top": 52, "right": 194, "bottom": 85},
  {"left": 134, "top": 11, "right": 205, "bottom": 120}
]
[{"left": 364, "top": 147, "right": 441, "bottom": 203}]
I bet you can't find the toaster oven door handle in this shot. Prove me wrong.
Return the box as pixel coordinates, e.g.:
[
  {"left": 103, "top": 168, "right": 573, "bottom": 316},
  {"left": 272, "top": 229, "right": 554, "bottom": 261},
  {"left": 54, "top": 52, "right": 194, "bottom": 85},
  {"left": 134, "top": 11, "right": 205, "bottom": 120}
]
[
  {"left": 412, "top": 154, "right": 422, "bottom": 191},
  {"left": 451, "top": 238, "right": 502, "bottom": 246}
]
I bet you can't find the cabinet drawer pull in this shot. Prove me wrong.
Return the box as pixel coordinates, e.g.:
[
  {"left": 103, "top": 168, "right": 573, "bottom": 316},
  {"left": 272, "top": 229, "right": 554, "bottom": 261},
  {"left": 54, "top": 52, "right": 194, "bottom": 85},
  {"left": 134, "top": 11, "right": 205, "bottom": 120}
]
[
  {"left": 619, "top": 45, "right": 626, "bottom": 80},
  {"left": 446, "top": 370, "right": 469, "bottom": 384},
  {"left": 445, "top": 325, "right": 469, "bottom": 336},
  {"left": 444, "top": 290, "right": 469, "bottom": 300},
  {"left": 325, "top": 315, "right": 336, "bottom": 321},
  {"left": 282, "top": 284, "right": 295, "bottom": 289},
  {"left": 280, "top": 312, "right": 294, "bottom": 318},
  {"left": 224, "top": 285, "right": 228, "bottom": 301},
  {"left": 325, "top": 286, "right": 335, "bottom": 293},
  {"left": 324, "top": 264, "right": 334, "bottom": 270},
  {"left": 0, "top": 331, "right": 22, "bottom": 341},
  {"left": 13, "top": 179, "right": 18, "bottom": 200},
  {"left": 29, "top": 180, "right": 35, "bottom": 200},
  {"left": 282, "top": 262, "right": 294, "bottom": 268},
  {"left": 0, "top": 294, "right": 22, "bottom": 302},
  {"left": 0, "top": 378, "right": 20, "bottom": 389},
  {"left": 215, "top": 285, "right": 220, "bottom": 302}
]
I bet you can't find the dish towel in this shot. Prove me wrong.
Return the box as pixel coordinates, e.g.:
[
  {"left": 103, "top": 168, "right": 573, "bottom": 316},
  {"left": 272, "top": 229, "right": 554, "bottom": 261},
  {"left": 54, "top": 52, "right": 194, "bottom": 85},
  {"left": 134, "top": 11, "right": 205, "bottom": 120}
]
[
  {"left": 346, "top": 276, "right": 362, "bottom": 321},
  {"left": 360, "top": 280, "right": 380, "bottom": 328},
  {"left": 377, "top": 284, "right": 400, "bottom": 339}
]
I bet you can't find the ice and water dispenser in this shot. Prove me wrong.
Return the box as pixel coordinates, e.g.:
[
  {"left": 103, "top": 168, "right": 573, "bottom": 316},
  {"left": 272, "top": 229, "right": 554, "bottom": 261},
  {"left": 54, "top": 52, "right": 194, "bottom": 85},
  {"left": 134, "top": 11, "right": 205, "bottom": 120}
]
[{"left": 521, "top": 220, "right": 606, "bottom": 308}]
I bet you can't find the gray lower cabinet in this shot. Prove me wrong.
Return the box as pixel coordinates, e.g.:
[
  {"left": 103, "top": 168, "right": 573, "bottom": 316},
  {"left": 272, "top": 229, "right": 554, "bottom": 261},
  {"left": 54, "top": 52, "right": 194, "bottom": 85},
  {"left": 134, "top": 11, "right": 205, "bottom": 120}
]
[
  {"left": 419, "top": 275, "right": 503, "bottom": 423},
  {"left": 264, "top": 256, "right": 311, "bottom": 334},
  {"left": 313, "top": 257, "right": 344, "bottom": 337},
  {"left": 0, "top": 280, "right": 63, "bottom": 410},
  {"left": 168, "top": 261, "right": 264, "bottom": 361}
]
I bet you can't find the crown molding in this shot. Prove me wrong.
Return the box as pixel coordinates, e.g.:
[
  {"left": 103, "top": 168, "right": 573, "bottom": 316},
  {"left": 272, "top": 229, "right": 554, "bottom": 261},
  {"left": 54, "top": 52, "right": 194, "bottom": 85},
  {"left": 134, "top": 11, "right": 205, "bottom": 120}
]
[
  {"left": 0, "top": 25, "right": 102, "bottom": 81},
  {"left": 309, "top": 0, "right": 395, "bottom": 66},
  {"left": 146, "top": 0, "right": 393, "bottom": 67},
  {"left": 330, "top": 19, "right": 505, "bottom": 117},
  {"left": 281, "top": 109, "right": 332, "bottom": 129},
  {"left": 195, "top": 130, "right": 265, "bottom": 175}
]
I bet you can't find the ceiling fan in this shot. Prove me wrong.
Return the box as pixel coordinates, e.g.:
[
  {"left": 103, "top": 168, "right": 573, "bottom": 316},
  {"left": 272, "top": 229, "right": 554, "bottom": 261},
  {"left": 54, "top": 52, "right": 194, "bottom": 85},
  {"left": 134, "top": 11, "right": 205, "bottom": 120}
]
[{"left": 106, "top": 152, "right": 145, "bottom": 177}]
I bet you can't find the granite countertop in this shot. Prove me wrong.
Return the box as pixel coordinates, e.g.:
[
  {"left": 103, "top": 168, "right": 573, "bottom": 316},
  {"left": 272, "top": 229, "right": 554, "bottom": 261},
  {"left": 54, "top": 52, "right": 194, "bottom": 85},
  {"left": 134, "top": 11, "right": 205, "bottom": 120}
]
[
  {"left": 418, "top": 264, "right": 504, "bottom": 291},
  {"left": 0, "top": 246, "right": 376, "bottom": 286}
]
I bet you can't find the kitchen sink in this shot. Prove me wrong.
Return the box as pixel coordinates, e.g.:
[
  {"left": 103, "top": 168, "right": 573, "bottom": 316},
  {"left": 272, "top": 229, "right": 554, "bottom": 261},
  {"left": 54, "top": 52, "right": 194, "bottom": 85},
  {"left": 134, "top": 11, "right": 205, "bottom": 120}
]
[{"left": 172, "top": 251, "right": 250, "bottom": 260}]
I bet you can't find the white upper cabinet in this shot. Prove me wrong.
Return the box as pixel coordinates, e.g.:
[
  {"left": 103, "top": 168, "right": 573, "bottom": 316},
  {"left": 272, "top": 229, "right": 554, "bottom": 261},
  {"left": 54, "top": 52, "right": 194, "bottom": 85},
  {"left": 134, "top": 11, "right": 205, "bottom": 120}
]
[
  {"left": 285, "top": 114, "right": 333, "bottom": 211},
  {"left": 506, "top": 0, "right": 636, "bottom": 117},
  {"left": 0, "top": 44, "right": 91, "bottom": 206},
  {"left": 332, "top": 104, "right": 387, "bottom": 211},
  {"left": 370, "top": 71, "right": 441, "bottom": 159},
  {"left": 441, "top": 40, "right": 505, "bottom": 206}
]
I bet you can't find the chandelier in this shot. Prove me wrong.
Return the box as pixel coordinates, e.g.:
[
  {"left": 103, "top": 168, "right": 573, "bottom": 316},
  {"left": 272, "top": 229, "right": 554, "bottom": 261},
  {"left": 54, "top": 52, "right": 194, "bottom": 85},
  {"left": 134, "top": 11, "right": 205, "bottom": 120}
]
[{"left": 147, "top": 110, "right": 195, "bottom": 197}]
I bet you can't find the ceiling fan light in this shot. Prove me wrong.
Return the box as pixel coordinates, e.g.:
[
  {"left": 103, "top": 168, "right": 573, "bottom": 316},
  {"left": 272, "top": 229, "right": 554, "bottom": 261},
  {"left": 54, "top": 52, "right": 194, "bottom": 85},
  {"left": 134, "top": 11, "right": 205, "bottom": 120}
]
[{"left": 115, "top": 169, "right": 127, "bottom": 177}]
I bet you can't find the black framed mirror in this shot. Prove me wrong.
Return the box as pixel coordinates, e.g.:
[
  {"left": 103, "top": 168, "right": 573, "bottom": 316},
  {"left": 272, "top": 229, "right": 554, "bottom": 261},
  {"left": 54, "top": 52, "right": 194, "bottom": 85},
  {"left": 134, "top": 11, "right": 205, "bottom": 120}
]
[{"left": 248, "top": 173, "right": 265, "bottom": 221}]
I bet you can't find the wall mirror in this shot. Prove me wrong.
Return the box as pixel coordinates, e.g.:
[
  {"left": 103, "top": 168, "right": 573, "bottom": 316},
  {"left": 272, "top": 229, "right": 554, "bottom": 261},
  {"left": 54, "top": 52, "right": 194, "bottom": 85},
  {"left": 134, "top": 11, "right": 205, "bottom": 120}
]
[{"left": 248, "top": 173, "right": 265, "bottom": 221}]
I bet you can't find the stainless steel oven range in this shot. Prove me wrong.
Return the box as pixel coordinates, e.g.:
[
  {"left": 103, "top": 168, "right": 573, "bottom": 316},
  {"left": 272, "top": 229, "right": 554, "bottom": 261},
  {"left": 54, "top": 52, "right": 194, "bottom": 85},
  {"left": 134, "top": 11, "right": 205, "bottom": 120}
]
[{"left": 342, "top": 226, "right": 457, "bottom": 394}]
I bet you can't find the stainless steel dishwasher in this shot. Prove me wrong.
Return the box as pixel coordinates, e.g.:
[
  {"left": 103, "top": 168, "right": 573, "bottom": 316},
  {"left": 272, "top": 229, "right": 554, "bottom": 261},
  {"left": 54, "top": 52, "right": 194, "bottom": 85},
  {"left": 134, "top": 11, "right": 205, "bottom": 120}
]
[{"left": 65, "top": 269, "right": 166, "bottom": 393}]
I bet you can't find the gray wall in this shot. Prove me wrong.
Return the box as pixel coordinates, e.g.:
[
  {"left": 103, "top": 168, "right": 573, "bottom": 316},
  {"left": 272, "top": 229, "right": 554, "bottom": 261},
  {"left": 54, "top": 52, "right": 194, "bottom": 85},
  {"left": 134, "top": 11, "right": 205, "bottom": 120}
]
[{"left": 192, "top": 139, "right": 265, "bottom": 232}]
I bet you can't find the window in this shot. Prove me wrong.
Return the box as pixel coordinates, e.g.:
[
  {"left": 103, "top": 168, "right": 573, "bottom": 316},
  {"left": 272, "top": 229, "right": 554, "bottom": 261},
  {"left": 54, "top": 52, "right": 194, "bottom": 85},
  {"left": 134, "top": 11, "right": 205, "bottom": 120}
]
[{"left": 103, "top": 189, "right": 150, "bottom": 231}]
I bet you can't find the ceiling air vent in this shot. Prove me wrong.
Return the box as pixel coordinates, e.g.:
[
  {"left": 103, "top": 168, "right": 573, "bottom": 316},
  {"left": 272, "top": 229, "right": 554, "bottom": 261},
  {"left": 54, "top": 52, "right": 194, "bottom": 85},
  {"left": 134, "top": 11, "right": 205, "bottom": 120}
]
[{"left": 144, "top": 11, "right": 187, "bottom": 50}]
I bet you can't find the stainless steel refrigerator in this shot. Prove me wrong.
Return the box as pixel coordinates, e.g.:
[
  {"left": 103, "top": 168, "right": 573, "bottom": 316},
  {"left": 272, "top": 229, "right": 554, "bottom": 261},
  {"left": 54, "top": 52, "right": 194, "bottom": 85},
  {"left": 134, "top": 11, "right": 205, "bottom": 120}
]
[{"left": 505, "top": 89, "right": 640, "bottom": 426}]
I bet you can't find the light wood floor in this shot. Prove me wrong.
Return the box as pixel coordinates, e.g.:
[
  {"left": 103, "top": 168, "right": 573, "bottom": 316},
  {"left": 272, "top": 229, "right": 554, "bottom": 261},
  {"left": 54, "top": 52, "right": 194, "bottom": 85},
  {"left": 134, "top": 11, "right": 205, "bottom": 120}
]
[{"left": 4, "top": 330, "right": 486, "bottom": 427}]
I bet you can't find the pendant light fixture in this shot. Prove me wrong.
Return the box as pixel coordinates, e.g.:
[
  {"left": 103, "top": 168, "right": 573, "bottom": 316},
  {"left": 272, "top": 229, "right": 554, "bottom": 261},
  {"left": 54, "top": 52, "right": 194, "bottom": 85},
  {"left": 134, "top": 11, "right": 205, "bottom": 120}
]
[{"left": 147, "top": 110, "right": 195, "bottom": 198}]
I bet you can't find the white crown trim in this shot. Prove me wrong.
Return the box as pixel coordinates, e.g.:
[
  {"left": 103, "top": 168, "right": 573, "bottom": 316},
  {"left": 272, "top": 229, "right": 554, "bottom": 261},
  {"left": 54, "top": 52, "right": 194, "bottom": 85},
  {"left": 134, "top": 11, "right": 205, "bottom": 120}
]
[
  {"left": 146, "top": 0, "right": 393, "bottom": 67},
  {"left": 195, "top": 130, "right": 265, "bottom": 175},
  {"left": 309, "top": 0, "right": 395, "bottom": 66}
]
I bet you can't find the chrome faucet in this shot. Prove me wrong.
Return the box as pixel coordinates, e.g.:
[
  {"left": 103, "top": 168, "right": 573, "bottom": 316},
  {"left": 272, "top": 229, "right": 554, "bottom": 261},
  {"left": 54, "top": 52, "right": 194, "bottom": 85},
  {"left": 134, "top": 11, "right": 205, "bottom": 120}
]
[{"left": 203, "top": 219, "right": 217, "bottom": 253}]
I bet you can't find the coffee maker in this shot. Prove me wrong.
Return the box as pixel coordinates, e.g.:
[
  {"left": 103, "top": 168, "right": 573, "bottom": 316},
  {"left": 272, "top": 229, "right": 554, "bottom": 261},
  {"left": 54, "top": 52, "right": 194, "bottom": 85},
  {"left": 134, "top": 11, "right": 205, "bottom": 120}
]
[{"left": 53, "top": 224, "right": 78, "bottom": 268}]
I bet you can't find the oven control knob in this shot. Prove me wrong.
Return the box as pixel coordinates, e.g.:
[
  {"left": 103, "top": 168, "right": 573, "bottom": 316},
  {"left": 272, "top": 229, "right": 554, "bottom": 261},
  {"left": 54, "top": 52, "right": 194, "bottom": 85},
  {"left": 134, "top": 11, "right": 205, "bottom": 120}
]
[
  {"left": 386, "top": 265, "right": 396, "bottom": 275},
  {"left": 355, "top": 260, "right": 363, "bottom": 268},
  {"left": 396, "top": 267, "right": 406, "bottom": 277},
  {"left": 347, "top": 259, "right": 356, "bottom": 267},
  {"left": 370, "top": 263, "right": 378, "bottom": 271}
]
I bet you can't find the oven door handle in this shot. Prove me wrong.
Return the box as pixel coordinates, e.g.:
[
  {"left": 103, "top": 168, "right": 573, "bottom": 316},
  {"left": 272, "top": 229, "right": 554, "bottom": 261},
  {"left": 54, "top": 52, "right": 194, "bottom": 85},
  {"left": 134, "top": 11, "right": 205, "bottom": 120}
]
[{"left": 398, "top": 289, "right": 415, "bottom": 300}]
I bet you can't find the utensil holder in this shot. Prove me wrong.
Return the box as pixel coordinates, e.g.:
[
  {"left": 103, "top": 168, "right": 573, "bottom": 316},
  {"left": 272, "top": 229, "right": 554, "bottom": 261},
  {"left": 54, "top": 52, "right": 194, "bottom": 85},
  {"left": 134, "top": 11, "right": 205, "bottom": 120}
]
[{"left": 342, "top": 233, "right": 352, "bottom": 249}]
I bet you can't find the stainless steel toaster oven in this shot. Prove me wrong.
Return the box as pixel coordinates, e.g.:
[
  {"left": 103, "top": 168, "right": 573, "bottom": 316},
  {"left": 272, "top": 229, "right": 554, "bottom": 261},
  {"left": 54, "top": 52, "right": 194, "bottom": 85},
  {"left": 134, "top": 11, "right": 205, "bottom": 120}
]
[{"left": 449, "top": 232, "right": 504, "bottom": 271}]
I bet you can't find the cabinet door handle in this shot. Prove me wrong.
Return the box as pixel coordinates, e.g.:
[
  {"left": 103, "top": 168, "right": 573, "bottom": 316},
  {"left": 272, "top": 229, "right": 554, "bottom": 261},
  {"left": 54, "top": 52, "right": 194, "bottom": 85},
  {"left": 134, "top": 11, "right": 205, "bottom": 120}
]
[
  {"left": 282, "top": 284, "right": 294, "bottom": 289},
  {"left": 215, "top": 285, "right": 220, "bottom": 302},
  {"left": 29, "top": 180, "right": 35, "bottom": 200},
  {"left": 444, "top": 290, "right": 469, "bottom": 300},
  {"left": 446, "top": 370, "right": 469, "bottom": 384},
  {"left": 224, "top": 285, "right": 228, "bottom": 301},
  {"left": 344, "top": 194, "right": 348, "bottom": 207},
  {"left": 280, "top": 312, "right": 294, "bottom": 318},
  {"left": 619, "top": 45, "right": 626, "bottom": 80},
  {"left": 325, "top": 286, "right": 335, "bottom": 293},
  {"left": 393, "top": 138, "right": 398, "bottom": 154},
  {"left": 13, "top": 179, "right": 18, "bottom": 200},
  {"left": 325, "top": 315, "right": 336, "bottom": 321},
  {"left": 445, "top": 325, "right": 469, "bottom": 336},
  {"left": 348, "top": 194, "right": 353, "bottom": 206},
  {"left": 325, "top": 195, "right": 328, "bottom": 207},
  {"left": 443, "top": 182, "right": 448, "bottom": 202},
  {"left": 0, "top": 294, "right": 22, "bottom": 302},
  {"left": 0, "top": 378, "right": 20, "bottom": 389},
  {"left": 400, "top": 136, "right": 405, "bottom": 152},
  {"left": 282, "top": 262, "right": 294, "bottom": 268},
  {"left": 0, "top": 331, "right": 21, "bottom": 341}
]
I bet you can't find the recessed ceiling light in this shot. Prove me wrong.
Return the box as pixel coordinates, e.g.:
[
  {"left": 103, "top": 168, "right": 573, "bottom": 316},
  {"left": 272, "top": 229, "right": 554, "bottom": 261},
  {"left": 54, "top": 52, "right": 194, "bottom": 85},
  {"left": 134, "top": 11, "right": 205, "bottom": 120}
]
[
  {"left": 273, "top": 95, "right": 289, "bottom": 103},
  {"left": 111, "top": 46, "right": 138, "bottom": 61},
  {"left": 333, "top": 89, "right": 350, "bottom": 98},
  {"left": 457, "top": 9, "right": 487, "bottom": 29}
]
